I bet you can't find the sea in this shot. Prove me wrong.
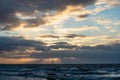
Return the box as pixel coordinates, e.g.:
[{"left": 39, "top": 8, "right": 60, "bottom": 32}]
[{"left": 0, "top": 64, "right": 120, "bottom": 80}]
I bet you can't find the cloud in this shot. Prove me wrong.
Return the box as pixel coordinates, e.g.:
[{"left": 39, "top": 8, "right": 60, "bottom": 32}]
[
  {"left": 39, "top": 34, "right": 59, "bottom": 38},
  {"left": 64, "top": 34, "right": 86, "bottom": 38},
  {"left": 105, "top": 26, "right": 112, "bottom": 29},
  {"left": 70, "top": 35, "right": 120, "bottom": 46},
  {"left": 29, "top": 41, "right": 120, "bottom": 64},
  {"left": 92, "top": 0, "right": 120, "bottom": 14},
  {"left": 0, "top": 0, "right": 96, "bottom": 30},
  {"left": 0, "top": 36, "right": 120, "bottom": 64},
  {"left": 0, "top": 58, "right": 37, "bottom": 64},
  {"left": 49, "top": 42, "right": 78, "bottom": 50},
  {"left": 92, "top": 17, "right": 120, "bottom": 33},
  {"left": 55, "top": 26, "right": 100, "bottom": 34},
  {"left": 94, "top": 5, "right": 112, "bottom": 13},
  {"left": 75, "top": 14, "right": 90, "bottom": 21},
  {"left": 92, "top": 17, "right": 112, "bottom": 25},
  {"left": 110, "top": 29, "right": 117, "bottom": 33},
  {"left": 37, "top": 34, "right": 119, "bottom": 47},
  {"left": 0, "top": 36, "right": 79, "bottom": 59},
  {"left": 0, "top": 36, "right": 49, "bottom": 53},
  {"left": 96, "top": 0, "right": 120, "bottom": 6},
  {"left": 38, "top": 34, "right": 86, "bottom": 39}
]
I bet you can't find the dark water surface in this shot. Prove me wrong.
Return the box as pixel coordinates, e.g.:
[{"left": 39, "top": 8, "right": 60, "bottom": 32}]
[{"left": 0, "top": 64, "right": 120, "bottom": 80}]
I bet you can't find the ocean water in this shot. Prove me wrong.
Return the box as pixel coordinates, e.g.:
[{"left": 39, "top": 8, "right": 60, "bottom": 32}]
[{"left": 0, "top": 64, "right": 120, "bottom": 80}]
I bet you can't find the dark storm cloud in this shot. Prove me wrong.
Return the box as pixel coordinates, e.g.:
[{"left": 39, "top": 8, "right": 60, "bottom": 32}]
[
  {"left": 29, "top": 42, "right": 120, "bottom": 63},
  {"left": 0, "top": 36, "right": 49, "bottom": 53},
  {"left": 0, "top": 0, "right": 96, "bottom": 30}
]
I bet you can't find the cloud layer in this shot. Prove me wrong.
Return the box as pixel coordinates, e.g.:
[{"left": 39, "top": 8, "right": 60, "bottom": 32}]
[
  {"left": 0, "top": 0, "right": 96, "bottom": 30},
  {"left": 0, "top": 36, "right": 120, "bottom": 64},
  {"left": 29, "top": 41, "right": 120, "bottom": 64},
  {"left": 0, "top": 36, "right": 49, "bottom": 53},
  {"left": 0, "top": 0, "right": 120, "bottom": 64}
]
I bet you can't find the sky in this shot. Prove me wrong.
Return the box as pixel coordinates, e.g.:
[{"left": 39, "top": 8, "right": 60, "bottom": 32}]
[{"left": 0, "top": 0, "right": 120, "bottom": 64}]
